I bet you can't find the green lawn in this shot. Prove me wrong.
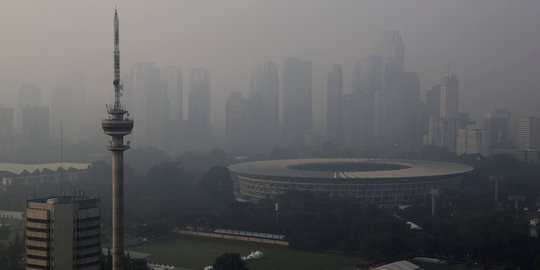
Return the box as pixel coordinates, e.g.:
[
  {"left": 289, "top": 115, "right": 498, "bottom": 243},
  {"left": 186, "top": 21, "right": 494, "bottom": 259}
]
[{"left": 129, "top": 236, "right": 363, "bottom": 270}]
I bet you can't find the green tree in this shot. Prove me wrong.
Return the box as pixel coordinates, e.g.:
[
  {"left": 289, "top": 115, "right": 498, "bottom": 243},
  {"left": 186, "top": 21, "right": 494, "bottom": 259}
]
[
  {"left": 0, "top": 222, "right": 9, "bottom": 240},
  {"left": 213, "top": 253, "right": 249, "bottom": 270}
]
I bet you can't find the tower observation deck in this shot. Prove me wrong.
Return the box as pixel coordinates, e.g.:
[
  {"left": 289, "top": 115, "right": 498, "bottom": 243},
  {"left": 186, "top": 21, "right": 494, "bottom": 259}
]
[{"left": 101, "top": 8, "right": 133, "bottom": 270}]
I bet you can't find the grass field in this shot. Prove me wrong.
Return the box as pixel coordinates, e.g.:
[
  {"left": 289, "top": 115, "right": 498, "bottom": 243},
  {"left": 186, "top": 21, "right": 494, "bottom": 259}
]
[{"left": 129, "top": 235, "right": 363, "bottom": 270}]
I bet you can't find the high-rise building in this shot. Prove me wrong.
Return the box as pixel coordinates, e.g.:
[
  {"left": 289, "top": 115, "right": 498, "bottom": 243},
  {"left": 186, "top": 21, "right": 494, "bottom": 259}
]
[
  {"left": 402, "top": 71, "right": 422, "bottom": 148},
  {"left": 101, "top": 9, "right": 134, "bottom": 270},
  {"left": 484, "top": 109, "right": 511, "bottom": 150},
  {"left": 351, "top": 57, "right": 382, "bottom": 148},
  {"left": 378, "top": 30, "right": 405, "bottom": 91},
  {"left": 456, "top": 128, "right": 489, "bottom": 156},
  {"left": 225, "top": 92, "right": 247, "bottom": 151},
  {"left": 16, "top": 84, "right": 42, "bottom": 134},
  {"left": 248, "top": 62, "right": 280, "bottom": 150},
  {"left": 440, "top": 73, "right": 459, "bottom": 119},
  {"left": 162, "top": 66, "right": 183, "bottom": 125},
  {"left": 326, "top": 64, "right": 343, "bottom": 145},
  {"left": 514, "top": 117, "right": 540, "bottom": 150},
  {"left": 25, "top": 196, "right": 101, "bottom": 270},
  {"left": 341, "top": 92, "right": 374, "bottom": 149},
  {"left": 51, "top": 70, "right": 86, "bottom": 139},
  {"left": 250, "top": 62, "right": 279, "bottom": 130},
  {"left": 353, "top": 56, "right": 384, "bottom": 94},
  {"left": 130, "top": 62, "right": 164, "bottom": 147},
  {"left": 161, "top": 67, "right": 183, "bottom": 152},
  {"left": 283, "top": 57, "right": 312, "bottom": 146},
  {"left": 425, "top": 74, "right": 462, "bottom": 152},
  {"left": 0, "top": 106, "right": 13, "bottom": 153},
  {"left": 374, "top": 90, "right": 404, "bottom": 148},
  {"left": 426, "top": 84, "right": 441, "bottom": 118},
  {"left": 188, "top": 68, "right": 212, "bottom": 148},
  {"left": 21, "top": 106, "right": 49, "bottom": 148}
]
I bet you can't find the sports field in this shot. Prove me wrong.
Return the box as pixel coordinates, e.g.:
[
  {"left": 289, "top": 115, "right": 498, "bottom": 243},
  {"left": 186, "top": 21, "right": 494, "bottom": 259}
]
[{"left": 129, "top": 235, "right": 363, "bottom": 270}]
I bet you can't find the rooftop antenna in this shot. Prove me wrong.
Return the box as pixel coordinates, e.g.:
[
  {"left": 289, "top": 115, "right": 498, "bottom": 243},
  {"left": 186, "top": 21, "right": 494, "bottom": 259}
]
[{"left": 60, "top": 124, "right": 64, "bottom": 196}]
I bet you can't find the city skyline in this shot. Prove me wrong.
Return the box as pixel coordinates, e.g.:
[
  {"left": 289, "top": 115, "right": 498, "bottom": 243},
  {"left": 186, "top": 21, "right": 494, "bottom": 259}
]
[{"left": 0, "top": 1, "right": 539, "bottom": 136}]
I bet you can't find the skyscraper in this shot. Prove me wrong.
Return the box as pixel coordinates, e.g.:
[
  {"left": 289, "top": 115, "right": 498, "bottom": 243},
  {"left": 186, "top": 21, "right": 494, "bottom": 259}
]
[
  {"left": 456, "top": 128, "right": 490, "bottom": 156},
  {"left": 484, "top": 109, "right": 511, "bottom": 150},
  {"left": 249, "top": 62, "right": 280, "bottom": 148},
  {"left": 160, "top": 66, "right": 184, "bottom": 152},
  {"left": 341, "top": 93, "right": 374, "bottom": 149},
  {"left": 225, "top": 92, "right": 247, "bottom": 151},
  {"left": 21, "top": 106, "right": 49, "bottom": 148},
  {"left": 130, "top": 62, "right": 163, "bottom": 146},
  {"left": 16, "top": 84, "right": 42, "bottom": 134},
  {"left": 402, "top": 71, "right": 422, "bottom": 147},
  {"left": 283, "top": 57, "right": 312, "bottom": 146},
  {"left": 514, "top": 117, "right": 540, "bottom": 150},
  {"left": 51, "top": 70, "right": 87, "bottom": 139},
  {"left": 440, "top": 73, "right": 459, "bottom": 119},
  {"left": 188, "top": 68, "right": 212, "bottom": 148},
  {"left": 0, "top": 106, "right": 13, "bottom": 153},
  {"left": 25, "top": 196, "right": 101, "bottom": 270},
  {"left": 161, "top": 66, "right": 183, "bottom": 126},
  {"left": 378, "top": 30, "right": 405, "bottom": 91},
  {"left": 374, "top": 90, "right": 404, "bottom": 148},
  {"left": 101, "top": 9, "right": 134, "bottom": 270},
  {"left": 353, "top": 55, "right": 384, "bottom": 94},
  {"left": 426, "top": 84, "right": 441, "bottom": 119},
  {"left": 250, "top": 62, "right": 279, "bottom": 128},
  {"left": 326, "top": 64, "right": 343, "bottom": 145}
]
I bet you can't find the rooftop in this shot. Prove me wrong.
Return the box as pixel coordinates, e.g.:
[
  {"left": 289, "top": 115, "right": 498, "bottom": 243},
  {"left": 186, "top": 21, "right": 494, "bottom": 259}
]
[
  {"left": 228, "top": 159, "right": 473, "bottom": 179},
  {"left": 28, "top": 196, "right": 98, "bottom": 205},
  {"left": 0, "top": 163, "right": 89, "bottom": 175}
]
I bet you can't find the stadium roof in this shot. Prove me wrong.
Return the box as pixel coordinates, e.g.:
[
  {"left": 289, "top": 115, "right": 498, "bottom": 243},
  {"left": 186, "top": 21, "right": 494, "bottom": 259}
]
[
  {"left": 0, "top": 163, "right": 90, "bottom": 175},
  {"left": 228, "top": 159, "right": 473, "bottom": 179}
]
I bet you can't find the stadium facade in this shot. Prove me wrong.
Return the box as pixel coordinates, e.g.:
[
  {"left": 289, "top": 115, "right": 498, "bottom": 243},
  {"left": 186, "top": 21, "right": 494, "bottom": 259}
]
[{"left": 229, "top": 159, "right": 473, "bottom": 206}]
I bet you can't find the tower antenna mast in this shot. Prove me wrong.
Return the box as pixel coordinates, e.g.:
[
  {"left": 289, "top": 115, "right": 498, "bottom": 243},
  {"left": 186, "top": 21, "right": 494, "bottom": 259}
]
[{"left": 101, "top": 7, "right": 134, "bottom": 270}]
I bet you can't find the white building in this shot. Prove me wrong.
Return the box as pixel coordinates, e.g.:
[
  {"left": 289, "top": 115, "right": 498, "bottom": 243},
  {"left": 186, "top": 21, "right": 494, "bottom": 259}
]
[
  {"left": 440, "top": 73, "right": 459, "bottom": 119},
  {"left": 456, "top": 128, "right": 489, "bottom": 156},
  {"left": 514, "top": 117, "right": 540, "bottom": 150}
]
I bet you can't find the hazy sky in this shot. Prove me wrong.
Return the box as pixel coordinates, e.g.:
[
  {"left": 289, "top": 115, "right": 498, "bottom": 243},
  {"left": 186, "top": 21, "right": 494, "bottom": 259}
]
[{"left": 1, "top": 0, "right": 539, "bottom": 134}]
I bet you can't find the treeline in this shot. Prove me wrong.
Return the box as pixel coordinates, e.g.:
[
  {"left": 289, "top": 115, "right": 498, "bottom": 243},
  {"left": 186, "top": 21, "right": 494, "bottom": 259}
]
[{"left": 0, "top": 231, "right": 23, "bottom": 270}]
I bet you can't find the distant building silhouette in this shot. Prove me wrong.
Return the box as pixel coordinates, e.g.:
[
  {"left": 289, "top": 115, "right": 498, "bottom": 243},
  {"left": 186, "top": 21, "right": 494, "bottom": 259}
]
[
  {"left": 341, "top": 93, "right": 374, "bottom": 148},
  {"left": 0, "top": 106, "right": 13, "bottom": 153},
  {"left": 484, "top": 109, "right": 511, "bottom": 150},
  {"left": 16, "top": 83, "right": 42, "bottom": 134},
  {"left": 283, "top": 57, "right": 312, "bottom": 146},
  {"left": 130, "top": 62, "right": 165, "bottom": 148},
  {"left": 514, "top": 117, "right": 540, "bottom": 150},
  {"left": 425, "top": 73, "right": 465, "bottom": 153},
  {"left": 326, "top": 64, "right": 343, "bottom": 145},
  {"left": 225, "top": 92, "right": 247, "bottom": 152},
  {"left": 249, "top": 62, "right": 280, "bottom": 150},
  {"left": 162, "top": 66, "right": 184, "bottom": 125},
  {"left": 425, "top": 84, "right": 441, "bottom": 119},
  {"left": 188, "top": 68, "right": 212, "bottom": 149},
  {"left": 50, "top": 70, "right": 86, "bottom": 139},
  {"left": 378, "top": 30, "right": 405, "bottom": 92},
  {"left": 21, "top": 106, "right": 49, "bottom": 148},
  {"left": 440, "top": 73, "right": 459, "bottom": 119},
  {"left": 353, "top": 55, "right": 384, "bottom": 94}
]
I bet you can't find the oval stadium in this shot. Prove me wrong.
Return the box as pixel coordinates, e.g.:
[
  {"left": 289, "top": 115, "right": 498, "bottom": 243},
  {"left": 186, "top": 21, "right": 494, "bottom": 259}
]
[{"left": 228, "top": 159, "right": 473, "bottom": 206}]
